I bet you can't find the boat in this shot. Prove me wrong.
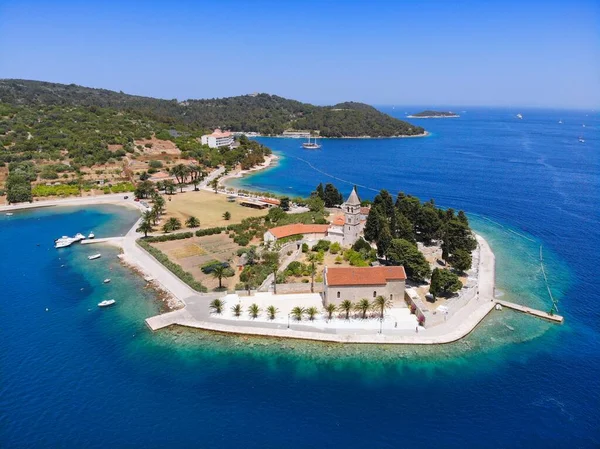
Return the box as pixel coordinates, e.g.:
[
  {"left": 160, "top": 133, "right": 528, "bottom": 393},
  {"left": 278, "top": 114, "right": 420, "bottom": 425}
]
[
  {"left": 579, "top": 137, "right": 585, "bottom": 143},
  {"left": 88, "top": 232, "right": 95, "bottom": 239},
  {"left": 88, "top": 254, "right": 102, "bottom": 260},
  {"left": 54, "top": 236, "right": 76, "bottom": 248},
  {"left": 558, "top": 119, "right": 563, "bottom": 124},
  {"left": 103, "top": 279, "right": 111, "bottom": 284},
  {"left": 98, "top": 299, "right": 116, "bottom": 307},
  {"left": 302, "top": 136, "right": 322, "bottom": 149},
  {"left": 5, "top": 212, "right": 13, "bottom": 216},
  {"left": 73, "top": 233, "right": 86, "bottom": 241},
  {"left": 516, "top": 113, "right": 523, "bottom": 120}
]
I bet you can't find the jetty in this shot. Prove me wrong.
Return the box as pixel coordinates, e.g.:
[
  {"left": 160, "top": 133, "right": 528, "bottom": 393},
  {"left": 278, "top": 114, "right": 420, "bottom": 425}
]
[{"left": 496, "top": 299, "right": 564, "bottom": 323}]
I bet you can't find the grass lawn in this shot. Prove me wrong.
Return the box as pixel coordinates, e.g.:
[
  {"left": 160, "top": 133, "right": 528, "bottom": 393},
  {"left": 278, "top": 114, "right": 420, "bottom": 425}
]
[{"left": 163, "top": 190, "right": 268, "bottom": 228}]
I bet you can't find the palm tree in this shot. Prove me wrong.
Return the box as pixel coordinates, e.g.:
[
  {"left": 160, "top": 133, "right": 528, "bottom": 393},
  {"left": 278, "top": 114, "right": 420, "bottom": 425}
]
[
  {"left": 267, "top": 305, "right": 279, "bottom": 320},
  {"left": 185, "top": 216, "right": 200, "bottom": 228},
  {"left": 355, "top": 298, "right": 371, "bottom": 319},
  {"left": 231, "top": 303, "right": 242, "bottom": 317},
  {"left": 291, "top": 306, "right": 305, "bottom": 321},
  {"left": 373, "top": 295, "right": 393, "bottom": 319},
  {"left": 163, "top": 217, "right": 182, "bottom": 233},
  {"left": 136, "top": 218, "right": 153, "bottom": 237},
  {"left": 170, "top": 164, "right": 190, "bottom": 192},
  {"left": 153, "top": 194, "right": 165, "bottom": 215},
  {"left": 306, "top": 306, "right": 318, "bottom": 321},
  {"left": 211, "top": 264, "right": 228, "bottom": 289},
  {"left": 222, "top": 211, "right": 231, "bottom": 220},
  {"left": 210, "top": 178, "right": 219, "bottom": 193},
  {"left": 164, "top": 180, "right": 176, "bottom": 195},
  {"left": 209, "top": 298, "right": 225, "bottom": 314},
  {"left": 248, "top": 303, "right": 261, "bottom": 319},
  {"left": 340, "top": 300, "right": 353, "bottom": 320},
  {"left": 150, "top": 204, "right": 160, "bottom": 225},
  {"left": 324, "top": 303, "right": 337, "bottom": 320}
]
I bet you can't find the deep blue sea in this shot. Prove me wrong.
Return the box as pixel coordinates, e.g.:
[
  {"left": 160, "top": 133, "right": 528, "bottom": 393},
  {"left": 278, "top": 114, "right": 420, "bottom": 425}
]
[{"left": 2, "top": 109, "right": 599, "bottom": 448}]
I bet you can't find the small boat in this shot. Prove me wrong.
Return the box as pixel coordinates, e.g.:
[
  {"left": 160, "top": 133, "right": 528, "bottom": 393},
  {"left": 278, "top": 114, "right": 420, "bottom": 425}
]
[
  {"left": 495, "top": 304, "right": 503, "bottom": 311},
  {"left": 302, "top": 136, "right": 322, "bottom": 150},
  {"left": 88, "top": 254, "right": 102, "bottom": 260},
  {"left": 98, "top": 299, "right": 116, "bottom": 307},
  {"left": 578, "top": 137, "right": 585, "bottom": 143},
  {"left": 558, "top": 119, "right": 563, "bottom": 124},
  {"left": 516, "top": 113, "right": 523, "bottom": 120},
  {"left": 5, "top": 212, "right": 13, "bottom": 216},
  {"left": 103, "top": 278, "right": 111, "bottom": 284},
  {"left": 73, "top": 233, "right": 86, "bottom": 241},
  {"left": 88, "top": 232, "right": 95, "bottom": 239}
]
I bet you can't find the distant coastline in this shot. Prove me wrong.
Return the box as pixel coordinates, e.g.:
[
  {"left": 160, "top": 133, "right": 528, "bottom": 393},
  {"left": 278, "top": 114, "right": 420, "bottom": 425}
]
[
  {"left": 261, "top": 131, "right": 430, "bottom": 139},
  {"left": 407, "top": 110, "right": 459, "bottom": 119}
]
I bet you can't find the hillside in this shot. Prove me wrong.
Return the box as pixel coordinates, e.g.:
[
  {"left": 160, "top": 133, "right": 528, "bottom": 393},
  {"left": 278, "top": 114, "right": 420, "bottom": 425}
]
[
  {"left": 0, "top": 79, "right": 425, "bottom": 137},
  {"left": 408, "top": 110, "right": 459, "bottom": 118}
]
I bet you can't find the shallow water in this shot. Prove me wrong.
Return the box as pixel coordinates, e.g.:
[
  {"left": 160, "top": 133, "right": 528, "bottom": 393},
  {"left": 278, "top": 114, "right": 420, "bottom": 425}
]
[{"left": 2, "top": 108, "right": 599, "bottom": 447}]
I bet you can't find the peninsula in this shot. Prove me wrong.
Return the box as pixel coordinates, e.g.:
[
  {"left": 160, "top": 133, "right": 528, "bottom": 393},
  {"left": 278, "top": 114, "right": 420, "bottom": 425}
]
[{"left": 408, "top": 110, "right": 460, "bottom": 118}]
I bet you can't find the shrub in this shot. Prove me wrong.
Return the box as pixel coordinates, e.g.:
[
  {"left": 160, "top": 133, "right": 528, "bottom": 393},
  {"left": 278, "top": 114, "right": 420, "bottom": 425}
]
[
  {"left": 144, "top": 232, "right": 193, "bottom": 243},
  {"left": 195, "top": 227, "right": 225, "bottom": 237},
  {"left": 329, "top": 242, "right": 342, "bottom": 254},
  {"left": 312, "top": 239, "right": 330, "bottom": 252},
  {"left": 302, "top": 243, "right": 309, "bottom": 253}
]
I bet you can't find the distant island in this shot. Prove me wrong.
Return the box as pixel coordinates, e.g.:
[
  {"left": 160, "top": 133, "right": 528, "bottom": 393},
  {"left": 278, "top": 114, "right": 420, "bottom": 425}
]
[
  {"left": 407, "top": 110, "right": 460, "bottom": 118},
  {"left": 0, "top": 79, "right": 426, "bottom": 138}
]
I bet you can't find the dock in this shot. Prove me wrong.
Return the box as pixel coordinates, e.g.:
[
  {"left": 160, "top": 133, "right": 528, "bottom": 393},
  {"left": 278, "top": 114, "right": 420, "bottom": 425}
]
[
  {"left": 496, "top": 300, "right": 564, "bottom": 323},
  {"left": 80, "top": 237, "right": 124, "bottom": 245}
]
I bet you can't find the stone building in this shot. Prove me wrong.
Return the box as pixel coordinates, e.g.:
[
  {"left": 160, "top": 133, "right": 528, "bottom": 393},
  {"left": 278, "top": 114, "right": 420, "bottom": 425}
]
[{"left": 322, "top": 266, "right": 407, "bottom": 306}]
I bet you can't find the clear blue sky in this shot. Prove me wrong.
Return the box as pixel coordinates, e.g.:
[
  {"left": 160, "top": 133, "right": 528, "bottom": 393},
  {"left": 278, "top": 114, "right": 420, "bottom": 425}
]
[{"left": 0, "top": 0, "right": 598, "bottom": 108}]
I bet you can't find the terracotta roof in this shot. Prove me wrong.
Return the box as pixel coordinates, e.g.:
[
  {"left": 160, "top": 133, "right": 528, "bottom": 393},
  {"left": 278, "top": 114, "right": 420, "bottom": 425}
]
[
  {"left": 260, "top": 197, "right": 281, "bottom": 205},
  {"left": 325, "top": 266, "right": 406, "bottom": 286},
  {"left": 209, "top": 128, "right": 232, "bottom": 138},
  {"left": 360, "top": 206, "right": 371, "bottom": 215},
  {"left": 331, "top": 215, "right": 345, "bottom": 226},
  {"left": 267, "top": 224, "right": 329, "bottom": 239}
]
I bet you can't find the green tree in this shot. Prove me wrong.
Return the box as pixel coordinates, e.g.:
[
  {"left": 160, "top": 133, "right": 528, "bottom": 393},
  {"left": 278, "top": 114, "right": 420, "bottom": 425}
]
[
  {"left": 267, "top": 305, "right": 279, "bottom": 320},
  {"left": 386, "top": 238, "right": 431, "bottom": 282},
  {"left": 162, "top": 217, "right": 182, "bottom": 233},
  {"left": 324, "top": 303, "right": 337, "bottom": 320},
  {"left": 210, "top": 178, "right": 219, "bottom": 193},
  {"left": 136, "top": 213, "right": 154, "bottom": 237},
  {"left": 212, "top": 264, "right": 234, "bottom": 289},
  {"left": 376, "top": 224, "right": 393, "bottom": 258},
  {"left": 449, "top": 248, "right": 472, "bottom": 273},
  {"left": 170, "top": 164, "right": 189, "bottom": 192},
  {"left": 373, "top": 295, "right": 393, "bottom": 318},
  {"left": 222, "top": 211, "right": 231, "bottom": 221},
  {"left": 307, "top": 252, "right": 319, "bottom": 293},
  {"left": 415, "top": 205, "right": 442, "bottom": 244},
  {"left": 164, "top": 180, "right": 176, "bottom": 195},
  {"left": 134, "top": 180, "right": 153, "bottom": 199},
  {"left": 231, "top": 303, "right": 242, "bottom": 317},
  {"left": 262, "top": 251, "right": 280, "bottom": 294},
  {"left": 291, "top": 306, "right": 305, "bottom": 321},
  {"left": 340, "top": 300, "right": 353, "bottom": 320},
  {"left": 355, "top": 298, "right": 371, "bottom": 319},
  {"left": 209, "top": 298, "right": 225, "bottom": 314},
  {"left": 306, "top": 306, "right": 319, "bottom": 321},
  {"left": 280, "top": 197, "right": 290, "bottom": 211},
  {"left": 306, "top": 194, "right": 325, "bottom": 213},
  {"left": 323, "top": 183, "right": 343, "bottom": 207},
  {"left": 248, "top": 303, "right": 261, "bottom": 319},
  {"left": 185, "top": 216, "right": 200, "bottom": 228},
  {"left": 429, "top": 268, "right": 463, "bottom": 297}
]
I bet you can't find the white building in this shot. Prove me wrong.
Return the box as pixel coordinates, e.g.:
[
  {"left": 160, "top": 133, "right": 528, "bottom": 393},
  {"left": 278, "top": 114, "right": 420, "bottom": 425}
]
[{"left": 201, "top": 129, "right": 234, "bottom": 149}]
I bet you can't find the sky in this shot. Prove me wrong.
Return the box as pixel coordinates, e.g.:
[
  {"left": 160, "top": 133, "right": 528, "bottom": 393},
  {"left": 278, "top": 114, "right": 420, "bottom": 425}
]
[{"left": 0, "top": 0, "right": 598, "bottom": 108}]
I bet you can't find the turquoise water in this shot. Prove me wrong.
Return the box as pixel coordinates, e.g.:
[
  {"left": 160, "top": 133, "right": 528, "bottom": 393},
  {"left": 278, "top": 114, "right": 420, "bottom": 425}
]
[{"left": 2, "top": 108, "right": 599, "bottom": 447}]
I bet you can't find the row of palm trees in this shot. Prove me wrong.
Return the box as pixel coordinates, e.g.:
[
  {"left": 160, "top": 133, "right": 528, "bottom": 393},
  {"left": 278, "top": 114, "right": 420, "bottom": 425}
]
[{"left": 208, "top": 295, "right": 394, "bottom": 322}]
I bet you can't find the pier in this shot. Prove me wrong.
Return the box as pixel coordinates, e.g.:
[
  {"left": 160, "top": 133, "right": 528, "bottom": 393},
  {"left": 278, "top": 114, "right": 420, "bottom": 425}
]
[{"left": 496, "top": 299, "right": 564, "bottom": 323}]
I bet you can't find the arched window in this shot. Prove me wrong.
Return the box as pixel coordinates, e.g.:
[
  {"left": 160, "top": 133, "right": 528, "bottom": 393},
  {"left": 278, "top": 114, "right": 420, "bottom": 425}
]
[
  {"left": 337, "top": 291, "right": 340, "bottom": 299},
  {"left": 373, "top": 291, "right": 377, "bottom": 298}
]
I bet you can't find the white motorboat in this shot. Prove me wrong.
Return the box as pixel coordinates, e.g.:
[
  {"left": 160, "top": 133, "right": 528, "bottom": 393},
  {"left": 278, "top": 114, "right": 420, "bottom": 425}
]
[
  {"left": 55, "top": 236, "right": 76, "bottom": 248},
  {"left": 98, "top": 299, "right": 116, "bottom": 307},
  {"left": 558, "top": 119, "right": 563, "bottom": 124},
  {"left": 516, "top": 113, "right": 523, "bottom": 120},
  {"left": 579, "top": 137, "right": 585, "bottom": 143},
  {"left": 103, "top": 278, "right": 111, "bottom": 284},
  {"left": 88, "top": 254, "right": 102, "bottom": 260},
  {"left": 5, "top": 212, "right": 13, "bottom": 216},
  {"left": 88, "top": 232, "right": 95, "bottom": 239},
  {"left": 73, "top": 233, "right": 86, "bottom": 241}
]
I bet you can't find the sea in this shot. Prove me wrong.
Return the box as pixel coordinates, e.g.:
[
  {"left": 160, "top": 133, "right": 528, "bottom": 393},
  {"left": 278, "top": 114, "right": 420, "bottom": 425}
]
[{"left": 1, "top": 108, "right": 598, "bottom": 448}]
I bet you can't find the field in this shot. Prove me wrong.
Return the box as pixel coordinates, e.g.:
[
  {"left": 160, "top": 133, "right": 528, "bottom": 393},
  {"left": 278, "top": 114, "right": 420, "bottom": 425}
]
[
  {"left": 153, "top": 233, "right": 244, "bottom": 291},
  {"left": 163, "top": 190, "right": 268, "bottom": 228}
]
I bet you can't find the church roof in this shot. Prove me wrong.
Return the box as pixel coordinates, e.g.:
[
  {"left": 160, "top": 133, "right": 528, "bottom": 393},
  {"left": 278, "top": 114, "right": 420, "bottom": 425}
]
[
  {"left": 266, "top": 224, "right": 329, "bottom": 239},
  {"left": 345, "top": 188, "right": 361, "bottom": 206},
  {"left": 325, "top": 266, "right": 407, "bottom": 286}
]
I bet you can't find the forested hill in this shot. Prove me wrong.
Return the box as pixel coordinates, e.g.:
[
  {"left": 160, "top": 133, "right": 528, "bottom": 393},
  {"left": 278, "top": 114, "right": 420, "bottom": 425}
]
[{"left": 0, "top": 79, "right": 425, "bottom": 137}]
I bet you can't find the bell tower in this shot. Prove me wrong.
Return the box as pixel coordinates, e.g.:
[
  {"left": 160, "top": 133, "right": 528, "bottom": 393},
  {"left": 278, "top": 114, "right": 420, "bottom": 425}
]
[{"left": 343, "top": 187, "right": 361, "bottom": 246}]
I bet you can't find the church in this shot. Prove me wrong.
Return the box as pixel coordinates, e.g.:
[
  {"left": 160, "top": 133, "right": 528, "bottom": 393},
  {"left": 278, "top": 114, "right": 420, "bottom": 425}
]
[{"left": 263, "top": 188, "right": 367, "bottom": 247}]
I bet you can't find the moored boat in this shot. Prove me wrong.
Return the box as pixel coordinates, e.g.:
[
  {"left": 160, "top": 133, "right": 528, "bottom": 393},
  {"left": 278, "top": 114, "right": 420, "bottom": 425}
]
[
  {"left": 302, "top": 136, "right": 322, "bottom": 149},
  {"left": 88, "top": 254, "right": 102, "bottom": 260},
  {"left": 5, "top": 212, "right": 13, "bottom": 216},
  {"left": 88, "top": 232, "right": 95, "bottom": 239},
  {"left": 98, "top": 299, "right": 116, "bottom": 307},
  {"left": 516, "top": 113, "right": 523, "bottom": 120},
  {"left": 103, "top": 278, "right": 111, "bottom": 284},
  {"left": 55, "top": 236, "right": 76, "bottom": 248}
]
